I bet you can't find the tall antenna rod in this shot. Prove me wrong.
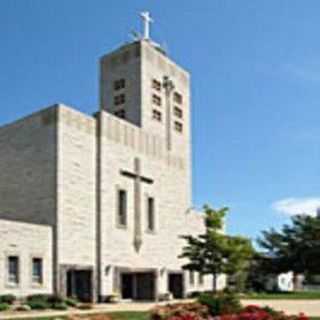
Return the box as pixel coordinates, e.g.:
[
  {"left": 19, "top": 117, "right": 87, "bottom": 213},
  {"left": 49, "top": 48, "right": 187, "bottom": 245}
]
[{"left": 140, "top": 11, "right": 153, "bottom": 40}]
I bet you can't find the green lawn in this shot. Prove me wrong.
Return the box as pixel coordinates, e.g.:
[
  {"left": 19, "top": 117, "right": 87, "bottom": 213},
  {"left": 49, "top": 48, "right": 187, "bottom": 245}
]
[
  {"left": 7, "top": 312, "right": 149, "bottom": 320},
  {"left": 242, "top": 291, "right": 320, "bottom": 300},
  {"left": 108, "top": 311, "right": 149, "bottom": 320}
]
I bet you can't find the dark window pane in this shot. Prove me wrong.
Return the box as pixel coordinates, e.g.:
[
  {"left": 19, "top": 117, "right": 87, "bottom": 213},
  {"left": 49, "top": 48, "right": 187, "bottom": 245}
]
[
  {"left": 174, "top": 106, "right": 183, "bottom": 119},
  {"left": 118, "top": 189, "right": 127, "bottom": 226},
  {"left": 152, "top": 79, "right": 161, "bottom": 91},
  {"left": 152, "top": 94, "right": 162, "bottom": 106},
  {"left": 152, "top": 109, "right": 162, "bottom": 122},
  {"left": 174, "top": 121, "right": 183, "bottom": 133},
  {"left": 174, "top": 92, "right": 183, "bottom": 104},
  {"left": 114, "top": 79, "right": 126, "bottom": 91},
  {"left": 114, "top": 93, "right": 126, "bottom": 106},
  {"left": 8, "top": 256, "right": 19, "bottom": 284},
  {"left": 114, "top": 109, "right": 126, "bottom": 119},
  {"left": 147, "top": 197, "right": 155, "bottom": 231},
  {"left": 32, "top": 258, "right": 43, "bottom": 284}
]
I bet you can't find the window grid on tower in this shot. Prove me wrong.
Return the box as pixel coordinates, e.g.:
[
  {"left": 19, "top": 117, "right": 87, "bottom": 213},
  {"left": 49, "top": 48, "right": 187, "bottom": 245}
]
[
  {"left": 174, "top": 121, "right": 183, "bottom": 133},
  {"left": 114, "top": 79, "right": 126, "bottom": 91},
  {"left": 174, "top": 106, "right": 183, "bottom": 119},
  {"left": 114, "top": 94, "right": 126, "bottom": 106},
  {"left": 152, "top": 94, "right": 162, "bottom": 106},
  {"left": 152, "top": 109, "right": 162, "bottom": 122},
  {"left": 114, "top": 109, "right": 126, "bottom": 119},
  {"left": 174, "top": 92, "right": 183, "bottom": 104},
  {"left": 152, "top": 79, "right": 161, "bottom": 92}
]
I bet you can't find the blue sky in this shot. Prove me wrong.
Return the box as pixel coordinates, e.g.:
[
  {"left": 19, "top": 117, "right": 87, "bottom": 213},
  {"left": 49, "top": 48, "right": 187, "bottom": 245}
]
[{"left": 1, "top": 1, "right": 320, "bottom": 242}]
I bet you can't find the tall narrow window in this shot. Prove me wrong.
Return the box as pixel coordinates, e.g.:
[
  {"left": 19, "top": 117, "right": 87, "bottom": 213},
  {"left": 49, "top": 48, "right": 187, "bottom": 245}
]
[
  {"left": 32, "top": 258, "right": 43, "bottom": 285},
  {"left": 8, "top": 256, "right": 19, "bottom": 285},
  {"left": 198, "top": 273, "right": 204, "bottom": 286},
  {"left": 147, "top": 197, "right": 155, "bottom": 232},
  {"left": 189, "top": 271, "right": 195, "bottom": 286},
  {"left": 117, "top": 189, "right": 127, "bottom": 227}
]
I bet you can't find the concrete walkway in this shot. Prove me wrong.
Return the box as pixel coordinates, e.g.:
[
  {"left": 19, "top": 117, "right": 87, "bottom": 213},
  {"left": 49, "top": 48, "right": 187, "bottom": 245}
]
[{"left": 0, "top": 299, "right": 320, "bottom": 319}]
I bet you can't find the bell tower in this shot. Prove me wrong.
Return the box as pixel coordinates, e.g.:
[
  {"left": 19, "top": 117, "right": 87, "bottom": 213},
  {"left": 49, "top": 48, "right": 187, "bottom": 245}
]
[{"left": 99, "top": 12, "right": 190, "bottom": 156}]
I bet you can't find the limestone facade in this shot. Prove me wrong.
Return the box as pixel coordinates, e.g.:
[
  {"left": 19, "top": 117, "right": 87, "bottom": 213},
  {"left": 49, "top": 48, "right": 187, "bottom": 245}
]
[
  {"left": 0, "top": 220, "right": 52, "bottom": 296},
  {"left": 0, "top": 40, "right": 225, "bottom": 301}
]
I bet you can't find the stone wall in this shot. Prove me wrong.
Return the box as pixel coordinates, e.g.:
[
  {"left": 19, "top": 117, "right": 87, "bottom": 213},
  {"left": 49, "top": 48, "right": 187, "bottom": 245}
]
[
  {"left": 56, "top": 105, "right": 97, "bottom": 267},
  {"left": 0, "top": 106, "right": 57, "bottom": 226},
  {"left": 0, "top": 101, "right": 223, "bottom": 299},
  {"left": 0, "top": 219, "right": 53, "bottom": 297},
  {"left": 97, "top": 110, "right": 215, "bottom": 296}
]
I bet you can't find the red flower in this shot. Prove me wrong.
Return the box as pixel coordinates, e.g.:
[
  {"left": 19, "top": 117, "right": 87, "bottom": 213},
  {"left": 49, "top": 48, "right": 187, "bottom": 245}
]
[{"left": 298, "top": 313, "right": 308, "bottom": 320}]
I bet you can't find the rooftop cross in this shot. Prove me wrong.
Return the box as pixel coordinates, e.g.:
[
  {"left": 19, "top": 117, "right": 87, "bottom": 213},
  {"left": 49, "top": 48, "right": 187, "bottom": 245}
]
[{"left": 140, "top": 11, "right": 153, "bottom": 40}]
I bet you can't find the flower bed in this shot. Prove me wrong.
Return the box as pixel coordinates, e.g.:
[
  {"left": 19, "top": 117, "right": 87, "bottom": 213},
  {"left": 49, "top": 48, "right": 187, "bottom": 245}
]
[
  {"left": 151, "top": 302, "right": 210, "bottom": 320},
  {"left": 151, "top": 303, "right": 309, "bottom": 320},
  {"left": 220, "top": 305, "right": 308, "bottom": 320}
]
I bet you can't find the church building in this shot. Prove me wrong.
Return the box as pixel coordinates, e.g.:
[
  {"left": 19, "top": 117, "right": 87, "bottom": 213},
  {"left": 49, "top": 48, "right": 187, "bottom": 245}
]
[{"left": 0, "top": 13, "right": 225, "bottom": 302}]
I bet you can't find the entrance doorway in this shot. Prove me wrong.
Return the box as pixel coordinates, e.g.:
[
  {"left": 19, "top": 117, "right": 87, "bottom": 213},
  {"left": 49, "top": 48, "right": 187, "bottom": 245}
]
[
  {"left": 168, "top": 273, "right": 184, "bottom": 299},
  {"left": 120, "top": 272, "right": 155, "bottom": 300},
  {"left": 67, "top": 270, "right": 93, "bottom": 302}
]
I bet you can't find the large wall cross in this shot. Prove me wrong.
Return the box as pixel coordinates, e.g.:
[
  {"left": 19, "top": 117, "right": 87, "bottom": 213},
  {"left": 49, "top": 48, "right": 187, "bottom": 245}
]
[{"left": 120, "top": 157, "right": 153, "bottom": 252}]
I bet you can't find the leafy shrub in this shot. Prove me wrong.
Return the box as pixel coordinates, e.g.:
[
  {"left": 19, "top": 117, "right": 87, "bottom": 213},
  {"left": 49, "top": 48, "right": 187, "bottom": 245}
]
[
  {"left": 26, "top": 294, "right": 51, "bottom": 310},
  {"left": 151, "top": 302, "right": 209, "bottom": 320},
  {"left": 52, "top": 302, "right": 68, "bottom": 310},
  {"left": 26, "top": 300, "right": 49, "bottom": 310},
  {"left": 65, "top": 297, "right": 78, "bottom": 307},
  {"left": 27, "top": 294, "right": 51, "bottom": 302},
  {"left": 26, "top": 294, "right": 69, "bottom": 310},
  {"left": 198, "top": 292, "right": 242, "bottom": 316},
  {"left": 47, "top": 294, "right": 65, "bottom": 305},
  {"left": 0, "top": 303, "right": 10, "bottom": 312},
  {"left": 0, "top": 294, "right": 16, "bottom": 305}
]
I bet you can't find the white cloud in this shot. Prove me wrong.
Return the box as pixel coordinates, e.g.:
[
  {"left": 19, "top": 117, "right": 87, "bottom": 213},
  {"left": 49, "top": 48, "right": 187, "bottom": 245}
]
[{"left": 272, "top": 197, "right": 320, "bottom": 216}]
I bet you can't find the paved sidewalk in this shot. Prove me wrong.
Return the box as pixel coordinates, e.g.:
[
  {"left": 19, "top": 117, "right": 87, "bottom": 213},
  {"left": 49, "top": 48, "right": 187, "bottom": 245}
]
[{"left": 1, "top": 299, "right": 320, "bottom": 319}]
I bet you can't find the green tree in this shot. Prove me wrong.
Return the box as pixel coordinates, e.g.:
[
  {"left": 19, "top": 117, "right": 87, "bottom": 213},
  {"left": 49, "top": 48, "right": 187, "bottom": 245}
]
[
  {"left": 258, "top": 214, "right": 320, "bottom": 288},
  {"left": 179, "top": 205, "right": 254, "bottom": 292}
]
